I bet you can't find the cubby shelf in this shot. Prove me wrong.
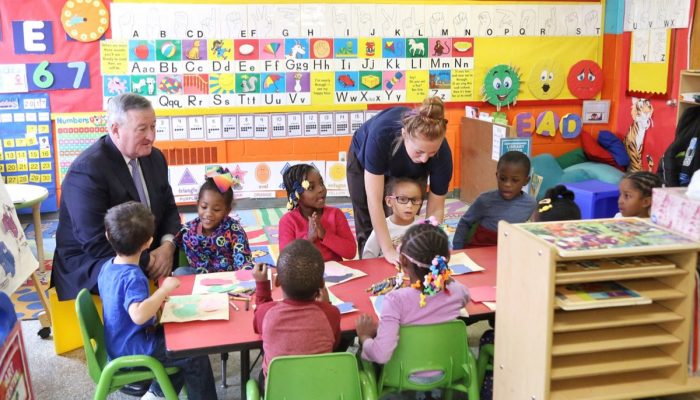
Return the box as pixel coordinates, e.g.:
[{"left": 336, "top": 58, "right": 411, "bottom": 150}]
[{"left": 494, "top": 218, "right": 700, "bottom": 400}]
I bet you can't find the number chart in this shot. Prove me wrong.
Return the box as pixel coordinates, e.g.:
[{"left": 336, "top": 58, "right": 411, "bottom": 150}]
[{"left": 0, "top": 93, "right": 58, "bottom": 212}]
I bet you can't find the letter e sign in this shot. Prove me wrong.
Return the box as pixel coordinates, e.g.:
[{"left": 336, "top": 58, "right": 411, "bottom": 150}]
[{"left": 12, "top": 21, "right": 54, "bottom": 54}]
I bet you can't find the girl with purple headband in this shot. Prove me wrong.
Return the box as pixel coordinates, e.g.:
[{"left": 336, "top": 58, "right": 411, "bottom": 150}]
[{"left": 173, "top": 165, "right": 254, "bottom": 274}]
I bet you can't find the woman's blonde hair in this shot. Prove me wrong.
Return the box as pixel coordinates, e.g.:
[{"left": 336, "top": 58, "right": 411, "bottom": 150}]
[
  {"left": 392, "top": 96, "right": 448, "bottom": 156},
  {"left": 402, "top": 96, "right": 448, "bottom": 140}
]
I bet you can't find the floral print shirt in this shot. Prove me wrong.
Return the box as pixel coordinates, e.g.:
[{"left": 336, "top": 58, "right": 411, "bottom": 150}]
[{"left": 174, "top": 216, "right": 254, "bottom": 273}]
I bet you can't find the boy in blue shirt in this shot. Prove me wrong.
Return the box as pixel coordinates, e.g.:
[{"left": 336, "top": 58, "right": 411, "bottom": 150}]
[
  {"left": 453, "top": 151, "right": 536, "bottom": 249},
  {"left": 97, "top": 201, "right": 217, "bottom": 399}
]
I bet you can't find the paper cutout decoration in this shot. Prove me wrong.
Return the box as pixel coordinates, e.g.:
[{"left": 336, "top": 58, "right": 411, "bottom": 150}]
[
  {"left": 323, "top": 261, "right": 367, "bottom": 286},
  {"left": 536, "top": 111, "right": 560, "bottom": 137},
  {"left": 61, "top": 1, "right": 109, "bottom": 42},
  {"left": 567, "top": 60, "right": 603, "bottom": 99},
  {"left": 560, "top": 114, "right": 583, "bottom": 139},
  {"left": 515, "top": 112, "right": 534, "bottom": 137},
  {"left": 448, "top": 252, "right": 485, "bottom": 275},
  {"left": 12, "top": 21, "right": 54, "bottom": 54},
  {"left": 624, "top": 98, "right": 654, "bottom": 172},
  {"left": 527, "top": 60, "right": 565, "bottom": 100},
  {"left": 160, "top": 293, "right": 229, "bottom": 323},
  {"left": 482, "top": 64, "right": 520, "bottom": 111}
]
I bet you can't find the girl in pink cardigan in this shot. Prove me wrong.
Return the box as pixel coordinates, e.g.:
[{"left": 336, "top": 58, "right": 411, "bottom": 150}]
[{"left": 279, "top": 164, "right": 357, "bottom": 261}]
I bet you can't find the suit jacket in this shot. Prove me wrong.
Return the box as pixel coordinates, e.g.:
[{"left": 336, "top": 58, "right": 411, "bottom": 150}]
[{"left": 52, "top": 135, "right": 180, "bottom": 300}]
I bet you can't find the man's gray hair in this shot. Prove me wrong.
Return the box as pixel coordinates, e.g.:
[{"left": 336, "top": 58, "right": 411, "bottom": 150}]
[{"left": 106, "top": 93, "right": 153, "bottom": 127}]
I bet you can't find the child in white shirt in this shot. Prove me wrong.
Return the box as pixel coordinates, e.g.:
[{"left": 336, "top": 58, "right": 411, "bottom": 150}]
[{"left": 363, "top": 178, "right": 423, "bottom": 259}]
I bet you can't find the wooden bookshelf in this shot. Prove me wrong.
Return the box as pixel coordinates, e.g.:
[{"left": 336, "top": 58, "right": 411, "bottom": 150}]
[
  {"left": 679, "top": 70, "right": 700, "bottom": 121},
  {"left": 494, "top": 218, "right": 700, "bottom": 400}
]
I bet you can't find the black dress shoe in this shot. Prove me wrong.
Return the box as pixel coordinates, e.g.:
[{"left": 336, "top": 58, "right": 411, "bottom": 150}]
[{"left": 119, "top": 380, "right": 151, "bottom": 397}]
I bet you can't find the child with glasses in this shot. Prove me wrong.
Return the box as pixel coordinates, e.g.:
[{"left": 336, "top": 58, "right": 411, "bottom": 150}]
[
  {"left": 362, "top": 178, "right": 423, "bottom": 259},
  {"left": 453, "top": 151, "right": 536, "bottom": 249}
]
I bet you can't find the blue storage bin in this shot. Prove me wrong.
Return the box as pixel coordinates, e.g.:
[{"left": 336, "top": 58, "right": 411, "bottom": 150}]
[{"left": 565, "top": 180, "right": 620, "bottom": 219}]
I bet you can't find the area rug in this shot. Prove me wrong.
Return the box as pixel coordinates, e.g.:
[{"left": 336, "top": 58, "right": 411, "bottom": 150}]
[{"left": 11, "top": 199, "right": 469, "bottom": 320}]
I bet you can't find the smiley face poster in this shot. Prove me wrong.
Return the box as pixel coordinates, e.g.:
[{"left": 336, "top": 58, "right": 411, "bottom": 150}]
[{"left": 567, "top": 60, "right": 603, "bottom": 99}]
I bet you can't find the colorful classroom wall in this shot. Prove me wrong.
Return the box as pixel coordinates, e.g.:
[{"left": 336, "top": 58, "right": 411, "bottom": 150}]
[{"left": 0, "top": 0, "right": 694, "bottom": 206}]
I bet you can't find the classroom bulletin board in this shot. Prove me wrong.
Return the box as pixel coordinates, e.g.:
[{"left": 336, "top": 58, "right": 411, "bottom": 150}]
[{"left": 103, "top": 1, "right": 603, "bottom": 115}]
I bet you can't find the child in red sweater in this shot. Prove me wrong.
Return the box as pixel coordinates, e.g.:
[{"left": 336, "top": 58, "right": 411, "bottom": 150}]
[{"left": 279, "top": 163, "right": 356, "bottom": 261}]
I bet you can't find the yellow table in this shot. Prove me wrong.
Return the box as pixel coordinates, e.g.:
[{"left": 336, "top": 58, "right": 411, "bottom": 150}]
[{"left": 6, "top": 184, "right": 51, "bottom": 336}]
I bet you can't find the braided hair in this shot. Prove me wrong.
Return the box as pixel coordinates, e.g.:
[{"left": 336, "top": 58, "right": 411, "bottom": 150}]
[
  {"left": 400, "top": 222, "right": 452, "bottom": 306},
  {"left": 622, "top": 171, "right": 663, "bottom": 198},
  {"left": 536, "top": 185, "right": 581, "bottom": 222},
  {"left": 282, "top": 163, "right": 317, "bottom": 210}
]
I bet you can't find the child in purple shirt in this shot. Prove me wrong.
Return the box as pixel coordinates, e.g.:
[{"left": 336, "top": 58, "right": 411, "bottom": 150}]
[{"left": 355, "top": 221, "right": 470, "bottom": 364}]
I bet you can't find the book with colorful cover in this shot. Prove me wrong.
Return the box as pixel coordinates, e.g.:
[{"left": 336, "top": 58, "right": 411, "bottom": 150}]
[
  {"left": 556, "top": 256, "right": 675, "bottom": 278},
  {"left": 555, "top": 281, "right": 651, "bottom": 310}
]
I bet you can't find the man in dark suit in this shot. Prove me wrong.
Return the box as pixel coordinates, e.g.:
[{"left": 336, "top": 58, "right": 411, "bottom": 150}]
[{"left": 52, "top": 93, "right": 180, "bottom": 302}]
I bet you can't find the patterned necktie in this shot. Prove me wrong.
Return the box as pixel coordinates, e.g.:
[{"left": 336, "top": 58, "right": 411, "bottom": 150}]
[{"left": 129, "top": 159, "right": 149, "bottom": 207}]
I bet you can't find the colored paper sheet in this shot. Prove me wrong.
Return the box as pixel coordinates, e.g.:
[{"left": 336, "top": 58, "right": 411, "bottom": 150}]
[
  {"left": 324, "top": 261, "right": 367, "bottom": 286},
  {"left": 192, "top": 271, "right": 255, "bottom": 295},
  {"left": 160, "top": 293, "right": 229, "bottom": 323},
  {"left": 448, "top": 252, "right": 485, "bottom": 275},
  {"left": 470, "top": 286, "right": 496, "bottom": 303},
  {"left": 369, "top": 295, "right": 385, "bottom": 318},
  {"left": 328, "top": 289, "right": 356, "bottom": 314}
]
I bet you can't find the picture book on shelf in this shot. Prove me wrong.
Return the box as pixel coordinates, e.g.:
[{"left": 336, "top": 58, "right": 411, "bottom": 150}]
[
  {"left": 556, "top": 256, "right": 675, "bottom": 278},
  {"left": 521, "top": 219, "right": 695, "bottom": 253},
  {"left": 555, "top": 281, "right": 651, "bottom": 310}
]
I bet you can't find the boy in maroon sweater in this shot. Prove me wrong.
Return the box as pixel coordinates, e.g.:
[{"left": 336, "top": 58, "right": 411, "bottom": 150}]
[{"left": 253, "top": 239, "right": 341, "bottom": 383}]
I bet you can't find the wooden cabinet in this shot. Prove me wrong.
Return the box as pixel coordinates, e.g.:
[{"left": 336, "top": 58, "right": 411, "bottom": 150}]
[
  {"left": 494, "top": 218, "right": 700, "bottom": 400},
  {"left": 678, "top": 70, "right": 700, "bottom": 121},
  {"left": 459, "top": 117, "right": 515, "bottom": 204}
]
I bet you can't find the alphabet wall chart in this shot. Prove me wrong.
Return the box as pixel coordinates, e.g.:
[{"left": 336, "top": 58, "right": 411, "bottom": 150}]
[{"left": 105, "top": 2, "right": 602, "bottom": 110}]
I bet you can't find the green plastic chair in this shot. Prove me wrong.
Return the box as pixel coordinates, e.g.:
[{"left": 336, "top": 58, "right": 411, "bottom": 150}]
[
  {"left": 360, "top": 320, "right": 480, "bottom": 400},
  {"left": 75, "top": 288, "right": 180, "bottom": 400},
  {"left": 477, "top": 343, "right": 494, "bottom": 387},
  {"left": 178, "top": 248, "right": 188, "bottom": 268},
  {"left": 246, "top": 352, "right": 378, "bottom": 400}
]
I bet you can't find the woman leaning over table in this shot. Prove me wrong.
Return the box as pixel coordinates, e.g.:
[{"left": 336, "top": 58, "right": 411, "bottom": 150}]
[{"left": 347, "top": 96, "right": 453, "bottom": 265}]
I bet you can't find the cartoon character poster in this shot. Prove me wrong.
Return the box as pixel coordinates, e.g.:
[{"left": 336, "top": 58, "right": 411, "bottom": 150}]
[{"left": 482, "top": 64, "right": 520, "bottom": 111}]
